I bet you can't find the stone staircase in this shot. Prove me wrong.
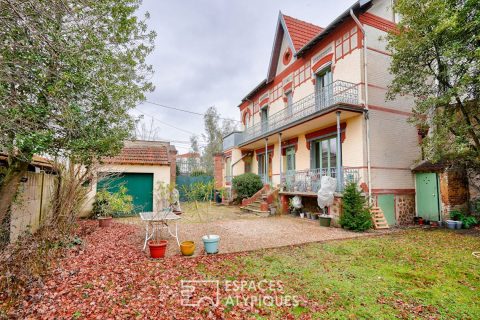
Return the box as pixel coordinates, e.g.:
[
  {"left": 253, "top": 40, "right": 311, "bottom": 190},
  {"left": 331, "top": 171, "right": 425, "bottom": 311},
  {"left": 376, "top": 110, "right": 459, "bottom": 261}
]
[{"left": 240, "top": 193, "right": 270, "bottom": 216}]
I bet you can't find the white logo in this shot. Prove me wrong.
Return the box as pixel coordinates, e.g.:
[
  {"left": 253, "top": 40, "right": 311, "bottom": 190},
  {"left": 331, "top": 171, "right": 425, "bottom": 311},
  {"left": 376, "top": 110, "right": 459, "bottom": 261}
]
[{"left": 180, "top": 280, "right": 220, "bottom": 307}]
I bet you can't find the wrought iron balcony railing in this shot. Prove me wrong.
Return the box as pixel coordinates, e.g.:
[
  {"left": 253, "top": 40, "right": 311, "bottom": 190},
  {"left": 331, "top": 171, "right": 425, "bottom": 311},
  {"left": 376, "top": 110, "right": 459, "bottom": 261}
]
[
  {"left": 281, "top": 167, "right": 360, "bottom": 193},
  {"left": 235, "top": 80, "right": 358, "bottom": 146}
]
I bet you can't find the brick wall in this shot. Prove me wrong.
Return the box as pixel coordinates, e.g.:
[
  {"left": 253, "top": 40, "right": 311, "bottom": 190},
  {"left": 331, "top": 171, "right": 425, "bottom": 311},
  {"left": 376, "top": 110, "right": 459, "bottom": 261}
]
[
  {"left": 440, "top": 166, "right": 469, "bottom": 218},
  {"left": 214, "top": 153, "right": 224, "bottom": 189},
  {"left": 168, "top": 147, "right": 177, "bottom": 185}
]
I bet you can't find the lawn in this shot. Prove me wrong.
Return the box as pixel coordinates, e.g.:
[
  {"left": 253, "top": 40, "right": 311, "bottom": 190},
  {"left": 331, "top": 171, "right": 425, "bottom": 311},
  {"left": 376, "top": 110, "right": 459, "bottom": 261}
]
[
  {"left": 6, "top": 222, "right": 480, "bottom": 319},
  {"left": 207, "top": 229, "right": 480, "bottom": 319}
]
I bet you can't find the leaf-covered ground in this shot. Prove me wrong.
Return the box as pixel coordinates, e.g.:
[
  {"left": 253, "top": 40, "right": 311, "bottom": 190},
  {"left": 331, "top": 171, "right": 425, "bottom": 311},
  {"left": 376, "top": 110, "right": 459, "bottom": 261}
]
[{"left": 6, "top": 221, "right": 480, "bottom": 319}]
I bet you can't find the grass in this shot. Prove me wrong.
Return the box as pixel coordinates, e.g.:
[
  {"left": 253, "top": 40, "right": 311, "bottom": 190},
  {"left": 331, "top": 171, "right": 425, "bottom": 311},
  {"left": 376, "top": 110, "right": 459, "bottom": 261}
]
[{"left": 208, "top": 229, "right": 480, "bottom": 319}]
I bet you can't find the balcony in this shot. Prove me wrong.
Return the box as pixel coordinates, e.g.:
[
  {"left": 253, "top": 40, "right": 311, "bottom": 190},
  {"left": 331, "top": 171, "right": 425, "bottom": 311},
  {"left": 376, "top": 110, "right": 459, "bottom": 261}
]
[
  {"left": 281, "top": 167, "right": 360, "bottom": 193},
  {"left": 230, "top": 80, "right": 358, "bottom": 148}
]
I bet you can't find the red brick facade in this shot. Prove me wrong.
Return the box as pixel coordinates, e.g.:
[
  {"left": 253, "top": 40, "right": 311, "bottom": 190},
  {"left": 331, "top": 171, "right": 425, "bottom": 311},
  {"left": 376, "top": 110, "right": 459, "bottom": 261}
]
[{"left": 214, "top": 153, "right": 224, "bottom": 189}]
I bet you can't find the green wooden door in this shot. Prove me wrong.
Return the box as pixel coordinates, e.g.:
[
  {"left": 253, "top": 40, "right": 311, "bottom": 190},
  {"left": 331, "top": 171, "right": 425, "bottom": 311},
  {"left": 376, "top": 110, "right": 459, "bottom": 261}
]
[
  {"left": 98, "top": 173, "right": 153, "bottom": 213},
  {"left": 378, "top": 194, "right": 396, "bottom": 225},
  {"left": 415, "top": 172, "right": 440, "bottom": 221}
]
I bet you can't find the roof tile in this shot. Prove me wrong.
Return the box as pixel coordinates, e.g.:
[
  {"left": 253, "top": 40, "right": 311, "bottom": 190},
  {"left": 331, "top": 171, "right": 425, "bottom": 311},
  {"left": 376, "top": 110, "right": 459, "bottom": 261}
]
[
  {"left": 282, "top": 14, "right": 323, "bottom": 51},
  {"left": 104, "top": 146, "right": 170, "bottom": 166}
]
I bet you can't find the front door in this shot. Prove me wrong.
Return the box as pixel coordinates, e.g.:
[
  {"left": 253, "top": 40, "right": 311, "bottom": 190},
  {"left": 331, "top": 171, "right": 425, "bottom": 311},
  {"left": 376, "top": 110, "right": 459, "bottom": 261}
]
[{"left": 415, "top": 172, "right": 440, "bottom": 221}]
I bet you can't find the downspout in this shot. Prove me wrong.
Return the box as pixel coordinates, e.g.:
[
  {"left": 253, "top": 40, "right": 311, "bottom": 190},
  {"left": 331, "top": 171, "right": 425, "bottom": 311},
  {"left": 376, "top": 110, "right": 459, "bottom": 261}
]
[
  {"left": 350, "top": 8, "right": 372, "bottom": 202},
  {"left": 231, "top": 152, "right": 252, "bottom": 169}
]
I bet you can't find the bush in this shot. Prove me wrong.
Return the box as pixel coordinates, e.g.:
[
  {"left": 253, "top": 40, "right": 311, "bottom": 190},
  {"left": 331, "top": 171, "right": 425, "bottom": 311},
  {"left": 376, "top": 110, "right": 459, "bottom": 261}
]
[
  {"left": 92, "top": 186, "right": 134, "bottom": 218},
  {"left": 182, "top": 180, "right": 214, "bottom": 202},
  {"left": 449, "top": 210, "right": 478, "bottom": 229},
  {"left": 232, "top": 173, "right": 263, "bottom": 200},
  {"left": 339, "top": 182, "right": 373, "bottom": 231},
  {"left": 190, "top": 170, "right": 207, "bottom": 177}
]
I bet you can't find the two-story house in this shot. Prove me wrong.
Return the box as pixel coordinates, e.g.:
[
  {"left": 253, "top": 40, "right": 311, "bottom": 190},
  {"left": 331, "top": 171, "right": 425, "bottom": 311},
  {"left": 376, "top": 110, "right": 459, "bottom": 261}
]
[{"left": 218, "top": 0, "right": 421, "bottom": 226}]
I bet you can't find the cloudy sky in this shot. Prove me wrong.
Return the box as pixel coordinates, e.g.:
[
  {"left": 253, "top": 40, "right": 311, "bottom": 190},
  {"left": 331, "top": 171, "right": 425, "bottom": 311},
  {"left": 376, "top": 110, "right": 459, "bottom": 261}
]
[{"left": 134, "top": 0, "right": 354, "bottom": 153}]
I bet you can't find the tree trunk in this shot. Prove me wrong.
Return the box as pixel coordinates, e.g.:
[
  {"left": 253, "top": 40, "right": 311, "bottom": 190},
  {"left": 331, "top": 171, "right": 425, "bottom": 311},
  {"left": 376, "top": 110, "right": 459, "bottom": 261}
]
[{"left": 0, "top": 159, "right": 29, "bottom": 225}]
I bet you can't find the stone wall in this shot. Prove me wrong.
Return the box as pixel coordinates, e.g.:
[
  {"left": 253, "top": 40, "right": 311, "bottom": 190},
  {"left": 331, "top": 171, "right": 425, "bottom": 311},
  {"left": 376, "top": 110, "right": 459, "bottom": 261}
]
[{"left": 396, "top": 194, "right": 415, "bottom": 225}]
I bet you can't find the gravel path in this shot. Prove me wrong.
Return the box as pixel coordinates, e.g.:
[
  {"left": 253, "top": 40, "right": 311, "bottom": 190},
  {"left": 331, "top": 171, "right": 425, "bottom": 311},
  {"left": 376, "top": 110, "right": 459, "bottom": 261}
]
[{"left": 120, "top": 210, "right": 387, "bottom": 257}]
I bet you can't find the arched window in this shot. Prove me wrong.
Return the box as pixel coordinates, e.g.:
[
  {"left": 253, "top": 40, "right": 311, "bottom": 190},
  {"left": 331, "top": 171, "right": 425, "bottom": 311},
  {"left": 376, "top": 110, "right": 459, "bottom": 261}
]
[{"left": 243, "top": 111, "right": 251, "bottom": 129}]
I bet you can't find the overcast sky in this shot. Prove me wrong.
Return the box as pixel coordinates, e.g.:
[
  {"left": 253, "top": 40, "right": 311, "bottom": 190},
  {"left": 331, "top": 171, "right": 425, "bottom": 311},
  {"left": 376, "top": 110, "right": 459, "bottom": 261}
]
[{"left": 134, "top": 0, "right": 354, "bottom": 153}]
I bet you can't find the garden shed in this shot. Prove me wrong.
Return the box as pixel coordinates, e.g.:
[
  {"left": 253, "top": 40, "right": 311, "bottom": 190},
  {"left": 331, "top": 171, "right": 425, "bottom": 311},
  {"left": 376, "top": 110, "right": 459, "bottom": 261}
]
[{"left": 81, "top": 140, "right": 177, "bottom": 216}]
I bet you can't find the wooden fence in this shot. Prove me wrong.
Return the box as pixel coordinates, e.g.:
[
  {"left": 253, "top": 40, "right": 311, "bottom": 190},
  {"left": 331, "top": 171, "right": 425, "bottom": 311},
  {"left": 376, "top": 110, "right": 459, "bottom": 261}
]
[{"left": 9, "top": 172, "right": 56, "bottom": 242}]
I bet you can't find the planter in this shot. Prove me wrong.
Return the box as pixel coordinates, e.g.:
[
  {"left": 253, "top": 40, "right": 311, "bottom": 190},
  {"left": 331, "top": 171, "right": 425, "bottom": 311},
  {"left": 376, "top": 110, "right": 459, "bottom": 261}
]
[
  {"left": 98, "top": 216, "right": 112, "bottom": 228},
  {"left": 319, "top": 216, "right": 332, "bottom": 227},
  {"left": 311, "top": 214, "right": 318, "bottom": 220},
  {"left": 418, "top": 218, "right": 424, "bottom": 225},
  {"left": 306, "top": 212, "right": 311, "bottom": 219},
  {"left": 446, "top": 220, "right": 457, "bottom": 230},
  {"left": 455, "top": 221, "right": 463, "bottom": 229},
  {"left": 270, "top": 207, "right": 277, "bottom": 215},
  {"left": 300, "top": 213, "right": 305, "bottom": 219},
  {"left": 430, "top": 221, "right": 439, "bottom": 227},
  {"left": 180, "top": 241, "right": 195, "bottom": 256},
  {"left": 202, "top": 235, "right": 220, "bottom": 254},
  {"left": 148, "top": 240, "right": 168, "bottom": 258}
]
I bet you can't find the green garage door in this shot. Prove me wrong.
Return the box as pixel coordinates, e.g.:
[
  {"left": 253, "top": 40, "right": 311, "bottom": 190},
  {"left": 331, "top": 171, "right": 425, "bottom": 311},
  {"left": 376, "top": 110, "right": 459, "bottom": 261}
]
[{"left": 97, "top": 173, "right": 153, "bottom": 213}]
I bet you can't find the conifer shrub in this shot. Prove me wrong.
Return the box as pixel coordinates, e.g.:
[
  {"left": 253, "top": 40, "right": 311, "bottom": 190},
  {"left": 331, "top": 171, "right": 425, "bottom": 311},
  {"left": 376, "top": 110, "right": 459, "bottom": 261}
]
[{"left": 339, "top": 182, "right": 373, "bottom": 231}]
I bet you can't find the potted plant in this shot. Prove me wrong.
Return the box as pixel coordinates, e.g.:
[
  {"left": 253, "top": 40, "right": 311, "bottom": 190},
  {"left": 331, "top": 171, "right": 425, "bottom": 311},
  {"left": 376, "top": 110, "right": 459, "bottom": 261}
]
[
  {"left": 300, "top": 212, "right": 305, "bottom": 218},
  {"left": 148, "top": 233, "right": 168, "bottom": 258},
  {"left": 93, "top": 186, "right": 133, "bottom": 228}
]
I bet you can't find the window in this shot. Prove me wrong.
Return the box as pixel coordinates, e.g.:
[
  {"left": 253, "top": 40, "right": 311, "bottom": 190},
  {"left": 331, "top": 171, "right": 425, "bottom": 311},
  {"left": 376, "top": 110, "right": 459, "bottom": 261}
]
[
  {"left": 315, "top": 67, "right": 333, "bottom": 108},
  {"left": 286, "top": 91, "right": 293, "bottom": 116},
  {"left": 335, "top": 26, "right": 358, "bottom": 60},
  {"left": 285, "top": 147, "right": 296, "bottom": 172},
  {"left": 225, "top": 157, "right": 232, "bottom": 177},
  {"left": 310, "top": 136, "right": 340, "bottom": 175},
  {"left": 260, "top": 107, "right": 268, "bottom": 133}
]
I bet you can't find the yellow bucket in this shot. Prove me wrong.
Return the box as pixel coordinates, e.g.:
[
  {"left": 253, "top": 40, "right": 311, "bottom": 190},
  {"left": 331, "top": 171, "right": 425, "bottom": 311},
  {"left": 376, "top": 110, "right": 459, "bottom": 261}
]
[{"left": 180, "top": 241, "right": 195, "bottom": 256}]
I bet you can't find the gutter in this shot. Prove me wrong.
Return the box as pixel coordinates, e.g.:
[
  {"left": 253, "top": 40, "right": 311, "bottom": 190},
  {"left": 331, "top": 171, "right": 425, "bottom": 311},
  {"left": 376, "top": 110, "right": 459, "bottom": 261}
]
[{"left": 350, "top": 8, "right": 373, "bottom": 202}]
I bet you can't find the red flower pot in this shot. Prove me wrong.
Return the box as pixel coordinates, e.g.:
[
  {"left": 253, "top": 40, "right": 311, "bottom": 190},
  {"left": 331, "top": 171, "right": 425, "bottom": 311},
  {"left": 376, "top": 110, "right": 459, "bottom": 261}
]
[
  {"left": 98, "top": 216, "right": 112, "bottom": 228},
  {"left": 148, "top": 240, "right": 168, "bottom": 258}
]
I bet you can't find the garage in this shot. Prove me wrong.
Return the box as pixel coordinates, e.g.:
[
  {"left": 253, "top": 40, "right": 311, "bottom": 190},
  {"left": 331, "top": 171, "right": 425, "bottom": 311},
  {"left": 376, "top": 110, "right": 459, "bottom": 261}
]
[{"left": 97, "top": 172, "right": 154, "bottom": 213}]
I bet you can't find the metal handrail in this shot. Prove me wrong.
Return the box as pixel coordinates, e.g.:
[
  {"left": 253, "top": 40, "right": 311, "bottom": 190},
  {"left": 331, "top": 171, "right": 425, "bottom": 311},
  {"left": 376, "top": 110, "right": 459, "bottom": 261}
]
[
  {"left": 237, "top": 80, "right": 358, "bottom": 145},
  {"left": 281, "top": 167, "right": 360, "bottom": 193}
]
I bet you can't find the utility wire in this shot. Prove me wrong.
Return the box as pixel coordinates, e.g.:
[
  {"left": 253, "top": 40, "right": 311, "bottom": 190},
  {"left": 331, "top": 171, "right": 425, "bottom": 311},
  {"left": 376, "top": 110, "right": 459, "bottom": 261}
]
[
  {"left": 144, "top": 100, "right": 241, "bottom": 122},
  {"left": 134, "top": 107, "right": 197, "bottom": 136}
]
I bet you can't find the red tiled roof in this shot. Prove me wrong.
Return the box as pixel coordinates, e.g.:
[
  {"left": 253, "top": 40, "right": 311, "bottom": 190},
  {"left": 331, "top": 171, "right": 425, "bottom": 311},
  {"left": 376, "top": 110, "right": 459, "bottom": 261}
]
[
  {"left": 177, "top": 152, "right": 200, "bottom": 159},
  {"left": 104, "top": 146, "right": 170, "bottom": 166},
  {"left": 282, "top": 14, "right": 323, "bottom": 51}
]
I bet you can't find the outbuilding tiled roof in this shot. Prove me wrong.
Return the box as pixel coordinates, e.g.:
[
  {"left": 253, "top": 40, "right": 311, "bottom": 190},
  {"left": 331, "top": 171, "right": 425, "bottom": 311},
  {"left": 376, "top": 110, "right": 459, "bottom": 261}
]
[
  {"left": 104, "top": 146, "right": 170, "bottom": 166},
  {"left": 282, "top": 14, "right": 323, "bottom": 51}
]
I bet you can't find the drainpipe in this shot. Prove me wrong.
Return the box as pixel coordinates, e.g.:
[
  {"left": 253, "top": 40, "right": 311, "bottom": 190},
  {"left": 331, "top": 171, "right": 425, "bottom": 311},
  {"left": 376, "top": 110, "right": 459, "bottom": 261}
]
[
  {"left": 350, "top": 8, "right": 372, "bottom": 202},
  {"left": 279, "top": 132, "right": 282, "bottom": 187},
  {"left": 336, "top": 111, "right": 342, "bottom": 191},
  {"left": 265, "top": 138, "right": 268, "bottom": 184}
]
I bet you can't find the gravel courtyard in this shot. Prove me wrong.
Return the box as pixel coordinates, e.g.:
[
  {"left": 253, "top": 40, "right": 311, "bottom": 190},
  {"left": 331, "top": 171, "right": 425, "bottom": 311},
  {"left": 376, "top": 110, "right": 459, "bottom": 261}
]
[{"left": 117, "top": 204, "right": 387, "bottom": 257}]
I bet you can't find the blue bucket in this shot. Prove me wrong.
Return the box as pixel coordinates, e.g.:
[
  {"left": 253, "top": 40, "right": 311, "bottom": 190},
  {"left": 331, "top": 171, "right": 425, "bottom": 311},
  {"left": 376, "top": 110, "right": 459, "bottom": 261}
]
[{"left": 202, "top": 235, "right": 220, "bottom": 254}]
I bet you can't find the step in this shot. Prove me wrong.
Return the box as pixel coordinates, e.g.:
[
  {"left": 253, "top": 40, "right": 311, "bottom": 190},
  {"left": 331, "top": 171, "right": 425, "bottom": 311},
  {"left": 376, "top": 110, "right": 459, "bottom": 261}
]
[{"left": 240, "top": 206, "right": 270, "bottom": 216}]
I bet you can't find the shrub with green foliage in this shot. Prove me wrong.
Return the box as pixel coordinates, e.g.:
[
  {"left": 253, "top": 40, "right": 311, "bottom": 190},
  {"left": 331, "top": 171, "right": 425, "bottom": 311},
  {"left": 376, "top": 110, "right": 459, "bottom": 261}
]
[
  {"left": 449, "top": 210, "right": 478, "bottom": 229},
  {"left": 339, "top": 182, "right": 373, "bottom": 231},
  {"left": 190, "top": 170, "right": 207, "bottom": 177},
  {"left": 92, "top": 186, "right": 134, "bottom": 218},
  {"left": 232, "top": 173, "right": 264, "bottom": 200}
]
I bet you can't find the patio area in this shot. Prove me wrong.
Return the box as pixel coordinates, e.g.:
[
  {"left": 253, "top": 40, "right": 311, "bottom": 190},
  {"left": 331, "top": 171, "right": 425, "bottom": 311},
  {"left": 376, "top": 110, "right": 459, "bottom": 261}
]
[{"left": 117, "top": 203, "right": 388, "bottom": 257}]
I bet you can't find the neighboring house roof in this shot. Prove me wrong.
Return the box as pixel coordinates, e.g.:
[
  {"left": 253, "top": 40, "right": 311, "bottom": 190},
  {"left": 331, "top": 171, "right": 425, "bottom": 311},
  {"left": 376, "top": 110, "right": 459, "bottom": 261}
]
[
  {"left": 177, "top": 152, "right": 200, "bottom": 159},
  {"left": 282, "top": 14, "right": 323, "bottom": 52},
  {"left": 0, "top": 152, "right": 55, "bottom": 171}
]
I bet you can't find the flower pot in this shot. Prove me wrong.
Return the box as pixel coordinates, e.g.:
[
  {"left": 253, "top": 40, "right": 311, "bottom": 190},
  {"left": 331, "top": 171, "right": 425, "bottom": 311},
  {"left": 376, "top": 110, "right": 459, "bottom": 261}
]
[
  {"left": 455, "top": 221, "right": 463, "bottom": 229},
  {"left": 306, "top": 212, "right": 311, "bottom": 219},
  {"left": 418, "top": 218, "right": 424, "bottom": 225},
  {"left": 300, "top": 213, "right": 305, "bottom": 219},
  {"left": 446, "top": 220, "right": 457, "bottom": 230},
  {"left": 202, "top": 235, "right": 220, "bottom": 254},
  {"left": 430, "top": 221, "right": 439, "bottom": 227},
  {"left": 148, "top": 240, "right": 168, "bottom": 258},
  {"left": 319, "top": 216, "right": 332, "bottom": 227},
  {"left": 180, "top": 241, "right": 195, "bottom": 256},
  {"left": 311, "top": 214, "right": 318, "bottom": 220},
  {"left": 98, "top": 216, "right": 112, "bottom": 228}
]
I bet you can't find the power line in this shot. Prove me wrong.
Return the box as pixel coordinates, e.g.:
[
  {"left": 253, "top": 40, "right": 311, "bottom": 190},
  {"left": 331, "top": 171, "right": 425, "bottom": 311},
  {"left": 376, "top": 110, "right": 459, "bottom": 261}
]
[
  {"left": 134, "top": 107, "right": 197, "bottom": 136},
  {"left": 143, "top": 101, "right": 241, "bottom": 122}
]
